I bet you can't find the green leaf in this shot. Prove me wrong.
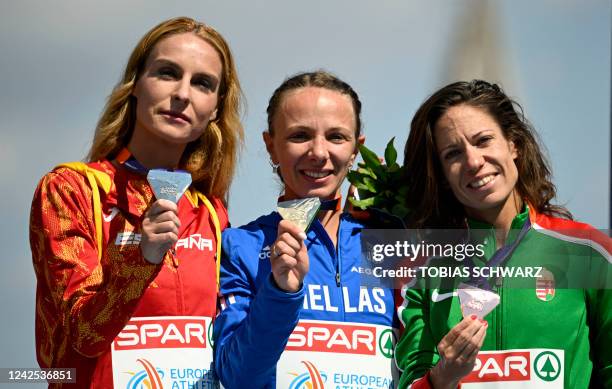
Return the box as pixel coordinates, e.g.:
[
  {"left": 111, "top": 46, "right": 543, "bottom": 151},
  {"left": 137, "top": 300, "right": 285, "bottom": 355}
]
[
  {"left": 387, "top": 164, "right": 400, "bottom": 173},
  {"left": 359, "top": 144, "right": 382, "bottom": 170},
  {"left": 384, "top": 137, "right": 397, "bottom": 166},
  {"left": 346, "top": 170, "right": 365, "bottom": 186},
  {"left": 357, "top": 167, "right": 377, "bottom": 179},
  {"left": 348, "top": 137, "right": 411, "bottom": 214},
  {"left": 354, "top": 182, "right": 373, "bottom": 193},
  {"left": 362, "top": 177, "right": 378, "bottom": 192},
  {"left": 349, "top": 196, "right": 377, "bottom": 210}
]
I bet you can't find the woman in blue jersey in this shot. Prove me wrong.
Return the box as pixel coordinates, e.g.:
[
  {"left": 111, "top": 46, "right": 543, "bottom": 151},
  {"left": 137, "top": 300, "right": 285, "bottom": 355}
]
[{"left": 214, "top": 71, "right": 399, "bottom": 388}]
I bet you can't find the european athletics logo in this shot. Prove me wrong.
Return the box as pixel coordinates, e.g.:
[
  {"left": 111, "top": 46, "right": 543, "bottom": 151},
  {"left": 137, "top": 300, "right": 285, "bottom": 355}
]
[
  {"left": 126, "top": 358, "right": 164, "bottom": 389},
  {"left": 288, "top": 361, "right": 327, "bottom": 389}
]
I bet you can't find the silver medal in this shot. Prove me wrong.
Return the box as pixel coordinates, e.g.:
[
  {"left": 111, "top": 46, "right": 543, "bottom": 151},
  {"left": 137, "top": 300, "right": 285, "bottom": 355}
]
[
  {"left": 457, "top": 283, "right": 500, "bottom": 319},
  {"left": 277, "top": 197, "right": 321, "bottom": 232},
  {"left": 147, "top": 169, "right": 192, "bottom": 203}
]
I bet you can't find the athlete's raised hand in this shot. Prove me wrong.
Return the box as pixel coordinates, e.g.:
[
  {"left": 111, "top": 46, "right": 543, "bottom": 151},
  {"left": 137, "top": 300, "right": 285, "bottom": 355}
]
[
  {"left": 141, "top": 199, "right": 181, "bottom": 264},
  {"left": 270, "top": 219, "right": 309, "bottom": 293},
  {"left": 430, "top": 315, "right": 487, "bottom": 389}
]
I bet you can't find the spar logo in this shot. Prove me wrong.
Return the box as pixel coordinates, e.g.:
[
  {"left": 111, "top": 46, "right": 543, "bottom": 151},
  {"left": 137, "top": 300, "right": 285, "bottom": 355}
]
[
  {"left": 463, "top": 351, "right": 531, "bottom": 382},
  {"left": 288, "top": 361, "right": 327, "bottom": 389},
  {"left": 286, "top": 322, "right": 376, "bottom": 355},
  {"left": 114, "top": 318, "right": 208, "bottom": 350},
  {"left": 534, "top": 351, "right": 561, "bottom": 381},
  {"left": 126, "top": 358, "right": 164, "bottom": 389},
  {"left": 463, "top": 350, "right": 562, "bottom": 383},
  {"left": 378, "top": 329, "right": 396, "bottom": 358},
  {"left": 207, "top": 320, "right": 214, "bottom": 347}
]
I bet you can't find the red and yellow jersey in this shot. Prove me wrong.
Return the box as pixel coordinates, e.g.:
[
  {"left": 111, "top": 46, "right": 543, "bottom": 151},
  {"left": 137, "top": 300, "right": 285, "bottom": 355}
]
[{"left": 30, "top": 160, "right": 227, "bottom": 388}]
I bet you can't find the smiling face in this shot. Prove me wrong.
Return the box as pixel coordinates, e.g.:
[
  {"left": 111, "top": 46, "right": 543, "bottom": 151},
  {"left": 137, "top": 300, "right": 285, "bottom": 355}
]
[
  {"left": 434, "top": 104, "right": 519, "bottom": 222},
  {"left": 263, "top": 87, "right": 362, "bottom": 201},
  {"left": 131, "top": 32, "right": 222, "bottom": 154}
]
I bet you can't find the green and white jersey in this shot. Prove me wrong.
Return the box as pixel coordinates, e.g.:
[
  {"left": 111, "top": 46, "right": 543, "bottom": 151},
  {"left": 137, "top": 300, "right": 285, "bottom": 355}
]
[{"left": 395, "top": 206, "right": 611, "bottom": 389}]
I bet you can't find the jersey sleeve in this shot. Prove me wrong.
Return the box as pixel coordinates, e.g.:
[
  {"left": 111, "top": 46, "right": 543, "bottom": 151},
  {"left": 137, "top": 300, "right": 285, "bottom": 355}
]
[
  {"left": 586, "top": 230, "right": 612, "bottom": 388},
  {"left": 395, "top": 287, "right": 440, "bottom": 389},
  {"left": 213, "top": 228, "right": 304, "bottom": 388},
  {"left": 586, "top": 288, "right": 612, "bottom": 387},
  {"left": 29, "top": 169, "right": 161, "bottom": 366}
]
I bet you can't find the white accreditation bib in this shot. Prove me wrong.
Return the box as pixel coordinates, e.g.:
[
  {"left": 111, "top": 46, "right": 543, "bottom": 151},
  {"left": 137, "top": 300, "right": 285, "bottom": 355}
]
[
  {"left": 276, "top": 319, "right": 398, "bottom": 389},
  {"left": 111, "top": 316, "right": 218, "bottom": 389}
]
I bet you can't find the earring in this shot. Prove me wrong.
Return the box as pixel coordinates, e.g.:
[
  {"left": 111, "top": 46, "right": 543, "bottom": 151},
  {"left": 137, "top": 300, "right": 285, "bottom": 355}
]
[{"left": 269, "top": 160, "right": 280, "bottom": 174}]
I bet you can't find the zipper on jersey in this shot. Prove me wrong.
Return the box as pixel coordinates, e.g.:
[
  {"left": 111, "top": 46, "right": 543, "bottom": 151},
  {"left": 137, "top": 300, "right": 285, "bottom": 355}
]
[
  {"left": 170, "top": 248, "right": 179, "bottom": 268},
  {"left": 170, "top": 205, "right": 200, "bottom": 315},
  {"left": 495, "top": 277, "right": 503, "bottom": 350},
  {"left": 168, "top": 248, "right": 184, "bottom": 314},
  {"left": 312, "top": 214, "right": 344, "bottom": 317},
  {"left": 336, "top": 228, "right": 342, "bottom": 287}
]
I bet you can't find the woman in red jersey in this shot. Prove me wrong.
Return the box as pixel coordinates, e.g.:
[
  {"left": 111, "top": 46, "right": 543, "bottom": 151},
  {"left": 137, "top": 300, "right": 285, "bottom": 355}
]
[{"left": 29, "top": 17, "right": 242, "bottom": 388}]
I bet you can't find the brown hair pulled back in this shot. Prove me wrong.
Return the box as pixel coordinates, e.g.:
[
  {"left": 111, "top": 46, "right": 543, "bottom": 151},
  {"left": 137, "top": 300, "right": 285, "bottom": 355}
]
[{"left": 266, "top": 70, "right": 362, "bottom": 138}]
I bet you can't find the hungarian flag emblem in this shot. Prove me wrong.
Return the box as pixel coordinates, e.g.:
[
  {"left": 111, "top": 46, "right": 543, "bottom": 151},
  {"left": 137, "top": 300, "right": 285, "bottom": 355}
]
[{"left": 535, "top": 268, "right": 555, "bottom": 302}]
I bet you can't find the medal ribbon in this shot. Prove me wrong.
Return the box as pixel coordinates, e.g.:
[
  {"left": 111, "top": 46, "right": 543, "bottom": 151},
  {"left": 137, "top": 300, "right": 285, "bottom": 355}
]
[
  {"left": 116, "top": 148, "right": 189, "bottom": 176},
  {"left": 115, "top": 148, "right": 223, "bottom": 288},
  {"left": 320, "top": 197, "right": 341, "bottom": 211},
  {"left": 465, "top": 217, "right": 531, "bottom": 290},
  {"left": 115, "top": 148, "right": 149, "bottom": 175},
  {"left": 277, "top": 196, "right": 341, "bottom": 212}
]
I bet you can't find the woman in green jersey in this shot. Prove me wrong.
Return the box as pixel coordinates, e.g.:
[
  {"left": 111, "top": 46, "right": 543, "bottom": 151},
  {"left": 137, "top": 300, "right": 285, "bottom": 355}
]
[{"left": 395, "top": 80, "right": 611, "bottom": 389}]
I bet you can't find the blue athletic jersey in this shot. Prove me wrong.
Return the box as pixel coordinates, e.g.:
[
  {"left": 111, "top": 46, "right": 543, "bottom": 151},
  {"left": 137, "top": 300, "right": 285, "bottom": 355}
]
[{"left": 214, "top": 212, "right": 399, "bottom": 388}]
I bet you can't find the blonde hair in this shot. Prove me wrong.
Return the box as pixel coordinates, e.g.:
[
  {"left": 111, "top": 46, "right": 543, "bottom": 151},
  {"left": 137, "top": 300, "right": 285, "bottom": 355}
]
[{"left": 87, "top": 17, "right": 243, "bottom": 200}]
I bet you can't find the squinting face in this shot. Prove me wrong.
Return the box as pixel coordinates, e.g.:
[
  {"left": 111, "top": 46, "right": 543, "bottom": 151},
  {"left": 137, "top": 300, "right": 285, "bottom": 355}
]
[
  {"left": 264, "top": 87, "right": 361, "bottom": 201},
  {"left": 434, "top": 104, "right": 519, "bottom": 220},
  {"left": 132, "top": 32, "right": 222, "bottom": 148}
]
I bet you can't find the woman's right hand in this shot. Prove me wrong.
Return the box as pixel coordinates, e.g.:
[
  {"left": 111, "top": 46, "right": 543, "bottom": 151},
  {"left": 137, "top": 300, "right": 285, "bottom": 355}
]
[
  {"left": 141, "top": 199, "right": 181, "bottom": 264},
  {"left": 270, "top": 219, "right": 309, "bottom": 293},
  {"left": 430, "top": 315, "right": 488, "bottom": 389}
]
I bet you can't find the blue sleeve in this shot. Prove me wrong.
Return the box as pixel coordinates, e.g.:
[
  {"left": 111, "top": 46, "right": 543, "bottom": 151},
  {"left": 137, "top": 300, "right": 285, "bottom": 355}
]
[{"left": 213, "top": 230, "right": 305, "bottom": 388}]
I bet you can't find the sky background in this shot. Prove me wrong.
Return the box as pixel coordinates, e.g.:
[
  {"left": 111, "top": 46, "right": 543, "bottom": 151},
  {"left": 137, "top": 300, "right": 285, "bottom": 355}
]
[{"left": 0, "top": 0, "right": 609, "bottom": 385}]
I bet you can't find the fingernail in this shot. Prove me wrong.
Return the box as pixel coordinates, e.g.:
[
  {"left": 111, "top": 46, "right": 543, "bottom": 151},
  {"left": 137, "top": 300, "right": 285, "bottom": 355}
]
[
  {"left": 484, "top": 321, "right": 488, "bottom": 326},
  {"left": 470, "top": 315, "right": 477, "bottom": 320},
  {"left": 298, "top": 232, "right": 307, "bottom": 240}
]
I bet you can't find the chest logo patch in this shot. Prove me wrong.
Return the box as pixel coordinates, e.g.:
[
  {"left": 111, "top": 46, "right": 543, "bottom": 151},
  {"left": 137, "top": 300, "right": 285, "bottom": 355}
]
[
  {"left": 259, "top": 245, "right": 271, "bottom": 260},
  {"left": 535, "top": 267, "right": 555, "bottom": 302}
]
